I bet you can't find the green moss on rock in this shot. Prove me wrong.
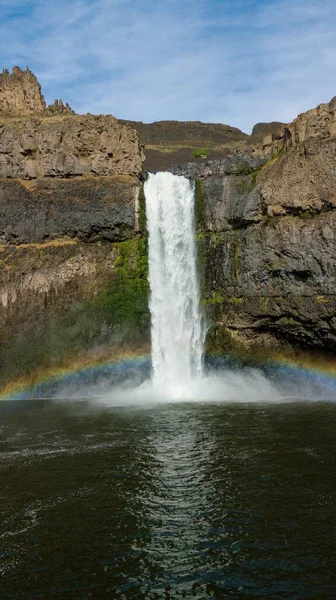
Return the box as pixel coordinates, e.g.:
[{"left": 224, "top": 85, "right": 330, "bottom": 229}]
[
  {"left": 194, "top": 178, "right": 205, "bottom": 230},
  {"left": 138, "top": 181, "right": 147, "bottom": 233},
  {"left": 0, "top": 237, "right": 150, "bottom": 387},
  {"left": 89, "top": 238, "right": 149, "bottom": 341}
]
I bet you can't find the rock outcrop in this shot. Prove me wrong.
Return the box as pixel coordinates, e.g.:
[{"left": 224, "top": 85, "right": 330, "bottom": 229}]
[
  {"left": 262, "top": 97, "right": 336, "bottom": 157},
  {"left": 0, "top": 67, "right": 146, "bottom": 392},
  {"left": 0, "top": 115, "right": 144, "bottom": 179},
  {"left": 250, "top": 121, "right": 285, "bottom": 141},
  {"left": 0, "top": 67, "right": 46, "bottom": 116},
  {"left": 166, "top": 99, "right": 336, "bottom": 355},
  {"left": 0, "top": 176, "right": 139, "bottom": 245},
  {"left": 46, "top": 99, "right": 75, "bottom": 115}
]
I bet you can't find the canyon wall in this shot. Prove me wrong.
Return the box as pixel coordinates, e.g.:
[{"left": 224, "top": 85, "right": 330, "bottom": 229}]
[
  {"left": 0, "top": 69, "right": 147, "bottom": 391},
  {"left": 0, "top": 114, "right": 143, "bottom": 179},
  {"left": 0, "top": 66, "right": 335, "bottom": 392},
  {"left": 262, "top": 97, "right": 336, "bottom": 157},
  {"left": 169, "top": 105, "right": 336, "bottom": 357}
]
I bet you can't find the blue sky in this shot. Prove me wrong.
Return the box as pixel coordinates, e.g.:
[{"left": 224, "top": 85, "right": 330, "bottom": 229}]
[{"left": 1, "top": 0, "right": 336, "bottom": 132}]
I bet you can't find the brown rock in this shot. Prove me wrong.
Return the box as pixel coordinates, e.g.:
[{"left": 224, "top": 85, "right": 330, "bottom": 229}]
[
  {"left": 46, "top": 99, "right": 75, "bottom": 115},
  {"left": 261, "top": 95, "right": 336, "bottom": 158},
  {"left": 0, "top": 114, "right": 144, "bottom": 178},
  {"left": 0, "top": 67, "right": 46, "bottom": 116}
]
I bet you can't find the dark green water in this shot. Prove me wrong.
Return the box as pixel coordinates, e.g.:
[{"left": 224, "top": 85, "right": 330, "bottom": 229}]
[{"left": 0, "top": 399, "right": 335, "bottom": 599}]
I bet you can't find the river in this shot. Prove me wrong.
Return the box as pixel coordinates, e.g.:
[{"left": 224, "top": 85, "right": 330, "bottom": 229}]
[{"left": 1, "top": 398, "right": 335, "bottom": 599}]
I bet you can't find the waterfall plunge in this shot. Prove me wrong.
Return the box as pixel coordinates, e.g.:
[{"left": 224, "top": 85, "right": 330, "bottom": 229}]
[{"left": 144, "top": 172, "right": 205, "bottom": 397}]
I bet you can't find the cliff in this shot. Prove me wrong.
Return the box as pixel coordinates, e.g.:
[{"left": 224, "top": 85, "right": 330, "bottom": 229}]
[
  {"left": 168, "top": 98, "right": 336, "bottom": 356},
  {"left": 262, "top": 97, "right": 336, "bottom": 157},
  {"left": 0, "top": 67, "right": 335, "bottom": 394},
  {"left": 0, "top": 114, "right": 143, "bottom": 179},
  {"left": 0, "top": 67, "right": 46, "bottom": 116},
  {"left": 0, "top": 68, "right": 147, "bottom": 392}
]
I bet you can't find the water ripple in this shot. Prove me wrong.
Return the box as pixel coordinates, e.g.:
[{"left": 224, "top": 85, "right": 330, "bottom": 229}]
[{"left": 0, "top": 400, "right": 335, "bottom": 599}]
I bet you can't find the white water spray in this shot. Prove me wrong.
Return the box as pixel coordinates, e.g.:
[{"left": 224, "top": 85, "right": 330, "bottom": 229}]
[{"left": 144, "top": 172, "right": 205, "bottom": 396}]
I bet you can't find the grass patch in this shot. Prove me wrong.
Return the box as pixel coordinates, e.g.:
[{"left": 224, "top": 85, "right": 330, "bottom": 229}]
[
  {"left": 91, "top": 238, "right": 149, "bottom": 337},
  {"left": 192, "top": 148, "right": 210, "bottom": 158},
  {"left": 228, "top": 296, "right": 244, "bottom": 306},
  {"left": 232, "top": 162, "right": 253, "bottom": 176}
]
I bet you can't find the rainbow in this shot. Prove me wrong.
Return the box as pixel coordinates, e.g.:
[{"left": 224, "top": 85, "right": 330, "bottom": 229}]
[
  {"left": 1, "top": 348, "right": 336, "bottom": 401},
  {"left": 0, "top": 346, "right": 151, "bottom": 401}
]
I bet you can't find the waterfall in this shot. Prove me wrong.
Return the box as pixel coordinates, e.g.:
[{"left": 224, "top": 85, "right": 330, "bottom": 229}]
[{"left": 144, "top": 172, "right": 204, "bottom": 397}]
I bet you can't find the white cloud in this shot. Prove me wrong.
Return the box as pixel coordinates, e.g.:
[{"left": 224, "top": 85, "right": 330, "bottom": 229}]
[{"left": 0, "top": 0, "right": 335, "bottom": 132}]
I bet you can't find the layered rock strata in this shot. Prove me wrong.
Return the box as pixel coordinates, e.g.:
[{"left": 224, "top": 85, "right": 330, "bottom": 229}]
[
  {"left": 262, "top": 97, "right": 336, "bottom": 157},
  {"left": 0, "top": 66, "right": 335, "bottom": 392},
  {"left": 0, "top": 114, "right": 143, "bottom": 179},
  {"left": 168, "top": 103, "right": 336, "bottom": 355},
  {"left": 0, "top": 69, "right": 146, "bottom": 391}
]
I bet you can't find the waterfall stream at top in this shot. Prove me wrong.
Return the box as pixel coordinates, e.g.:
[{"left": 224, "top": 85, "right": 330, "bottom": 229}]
[{"left": 144, "top": 172, "right": 205, "bottom": 398}]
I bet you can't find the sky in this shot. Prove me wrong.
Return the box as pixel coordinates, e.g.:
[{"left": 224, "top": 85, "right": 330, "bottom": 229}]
[{"left": 1, "top": 0, "right": 336, "bottom": 133}]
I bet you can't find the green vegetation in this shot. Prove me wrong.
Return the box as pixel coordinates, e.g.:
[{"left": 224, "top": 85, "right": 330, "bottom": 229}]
[
  {"left": 296, "top": 209, "right": 317, "bottom": 219},
  {"left": 248, "top": 166, "right": 263, "bottom": 191},
  {"left": 204, "top": 290, "right": 225, "bottom": 305},
  {"left": 0, "top": 237, "right": 150, "bottom": 386},
  {"left": 233, "top": 152, "right": 287, "bottom": 198},
  {"left": 205, "top": 325, "right": 245, "bottom": 357},
  {"left": 232, "top": 162, "right": 253, "bottom": 176},
  {"left": 235, "top": 164, "right": 263, "bottom": 195},
  {"left": 259, "top": 296, "right": 269, "bottom": 312},
  {"left": 192, "top": 148, "right": 210, "bottom": 158},
  {"left": 194, "top": 178, "right": 205, "bottom": 230},
  {"left": 91, "top": 238, "right": 149, "bottom": 340},
  {"left": 316, "top": 295, "right": 329, "bottom": 305},
  {"left": 196, "top": 233, "right": 206, "bottom": 296},
  {"left": 138, "top": 182, "right": 147, "bottom": 233},
  {"left": 261, "top": 214, "right": 281, "bottom": 227},
  {"left": 236, "top": 179, "right": 246, "bottom": 195},
  {"left": 277, "top": 317, "right": 302, "bottom": 327},
  {"left": 205, "top": 323, "right": 283, "bottom": 365},
  {"left": 203, "top": 294, "right": 244, "bottom": 307},
  {"left": 228, "top": 296, "right": 244, "bottom": 306}
]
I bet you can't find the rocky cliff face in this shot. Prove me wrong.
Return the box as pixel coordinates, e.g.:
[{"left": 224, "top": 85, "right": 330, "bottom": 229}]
[
  {"left": 0, "top": 67, "right": 46, "bottom": 116},
  {"left": 262, "top": 97, "right": 336, "bottom": 157},
  {"left": 0, "top": 176, "right": 139, "bottom": 245},
  {"left": 0, "top": 114, "right": 143, "bottom": 179},
  {"left": 0, "top": 66, "right": 335, "bottom": 394},
  {"left": 0, "top": 237, "right": 149, "bottom": 388},
  {"left": 168, "top": 99, "right": 336, "bottom": 356},
  {"left": 0, "top": 68, "right": 146, "bottom": 393}
]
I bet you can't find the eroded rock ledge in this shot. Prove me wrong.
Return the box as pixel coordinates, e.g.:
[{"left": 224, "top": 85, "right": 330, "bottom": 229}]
[
  {"left": 0, "top": 67, "right": 147, "bottom": 391},
  {"left": 166, "top": 100, "right": 336, "bottom": 355},
  {"left": 0, "top": 115, "right": 144, "bottom": 179}
]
